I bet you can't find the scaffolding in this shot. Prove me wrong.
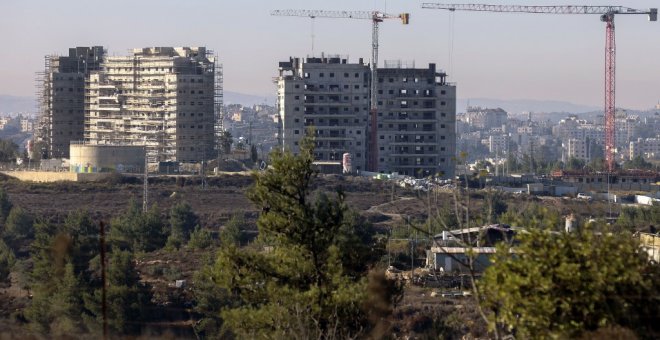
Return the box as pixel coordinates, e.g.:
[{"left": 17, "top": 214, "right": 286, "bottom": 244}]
[
  {"left": 35, "top": 55, "right": 53, "bottom": 153},
  {"left": 212, "top": 54, "right": 224, "bottom": 160},
  {"left": 85, "top": 47, "right": 215, "bottom": 164}
]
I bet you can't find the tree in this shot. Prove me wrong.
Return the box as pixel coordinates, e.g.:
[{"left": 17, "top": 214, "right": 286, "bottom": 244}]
[
  {"left": 565, "top": 156, "right": 586, "bottom": 171},
  {"left": 188, "top": 225, "right": 213, "bottom": 250},
  {"left": 0, "top": 239, "right": 15, "bottom": 284},
  {"left": 480, "top": 227, "right": 660, "bottom": 338},
  {"left": 220, "top": 214, "right": 243, "bottom": 247},
  {"left": 110, "top": 200, "right": 167, "bottom": 252},
  {"left": 3, "top": 206, "right": 34, "bottom": 251},
  {"left": 209, "top": 133, "right": 396, "bottom": 338},
  {"left": 624, "top": 155, "right": 654, "bottom": 170},
  {"left": 0, "top": 139, "right": 18, "bottom": 162},
  {"left": 167, "top": 201, "right": 199, "bottom": 249},
  {"left": 250, "top": 144, "right": 258, "bottom": 163},
  {"left": 219, "top": 130, "right": 233, "bottom": 155},
  {"left": 0, "top": 188, "right": 12, "bottom": 224}
]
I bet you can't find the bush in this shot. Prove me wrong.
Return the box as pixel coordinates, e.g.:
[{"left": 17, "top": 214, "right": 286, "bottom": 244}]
[{"left": 188, "top": 226, "right": 213, "bottom": 250}]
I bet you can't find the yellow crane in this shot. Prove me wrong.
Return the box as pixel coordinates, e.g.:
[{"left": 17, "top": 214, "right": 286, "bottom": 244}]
[{"left": 271, "top": 9, "right": 410, "bottom": 171}]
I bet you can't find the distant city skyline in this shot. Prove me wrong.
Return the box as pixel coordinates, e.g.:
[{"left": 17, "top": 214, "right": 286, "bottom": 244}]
[{"left": 0, "top": 0, "right": 658, "bottom": 110}]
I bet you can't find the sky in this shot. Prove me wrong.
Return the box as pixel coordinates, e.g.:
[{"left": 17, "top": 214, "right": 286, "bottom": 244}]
[{"left": 0, "top": 0, "right": 658, "bottom": 110}]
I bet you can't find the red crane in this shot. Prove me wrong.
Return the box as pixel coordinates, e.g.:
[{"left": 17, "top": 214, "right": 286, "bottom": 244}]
[
  {"left": 422, "top": 3, "right": 657, "bottom": 172},
  {"left": 271, "top": 10, "right": 410, "bottom": 171}
]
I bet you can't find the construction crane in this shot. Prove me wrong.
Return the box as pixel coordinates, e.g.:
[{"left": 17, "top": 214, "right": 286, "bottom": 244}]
[
  {"left": 271, "top": 10, "right": 410, "bottom": 171},
  {"left": 422, "top": 3, "right": 657, "bottom": 172}
]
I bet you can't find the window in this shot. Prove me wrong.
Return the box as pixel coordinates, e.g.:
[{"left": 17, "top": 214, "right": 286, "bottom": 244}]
[
  {"left": 294, "top": 130, "right": 300, "bottom": 134},
  {"left": 295, "top": 96, "right": 299, "bottom": 99},
  {"left": 441, "top": 90, "right": 446, "bottom": 95},
  {"left": 319, "top": 72, "right": 324, "bottom": 77},
  {"left": 354, "top": 85, "right": 359, "bottom": 89},
  {"left": 441, "top": 101, "right": 446, "bottom": 106},
  {"left": 344, "top": 73, "right": 349, "bottom": 77},
  {"left": 329, "top": 73, "right": 334, "bottom": 77},
  {"left": 441, "top": 135, "right": 445, "bottom": 140}
]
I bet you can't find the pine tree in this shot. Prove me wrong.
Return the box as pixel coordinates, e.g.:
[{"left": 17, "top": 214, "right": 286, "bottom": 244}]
[{"left": 209, "top": 133, "right": 395, "bottom": 338}]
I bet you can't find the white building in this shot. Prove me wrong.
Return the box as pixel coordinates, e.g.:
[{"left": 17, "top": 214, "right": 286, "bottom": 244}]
[{"left": 630, "top": 138, "right": 660, "bottom": 160}]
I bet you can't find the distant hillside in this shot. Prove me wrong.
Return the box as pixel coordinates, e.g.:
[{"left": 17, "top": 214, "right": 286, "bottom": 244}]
[
  {"left": 457, "top": 98, "right": 600, "bottom": 115},
  {"left": 0, "top": 95, "right": 35, "bottom": 115}
]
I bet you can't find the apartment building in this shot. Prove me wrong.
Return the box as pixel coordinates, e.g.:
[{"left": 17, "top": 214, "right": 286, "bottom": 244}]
[
  {"left": 630, "top": 137, "right": 660, "bottom": 160},
  {"left": 277, "top": 56, "right": 370, "bottom": 171},
  {"left": 565, "top": 138, "right": 590, "bottom": 162},
  {"left": 38, "top": 46, "right": 105, "bottom": 158},
  {"left": 85, "top": 47, "right": 217, "bottom": 162},
  {"left": 277, "top": 57, "right": 456, "bottom": 178},
  {"left": 376, "top": 63, "right": 456, "bottom": 178}
]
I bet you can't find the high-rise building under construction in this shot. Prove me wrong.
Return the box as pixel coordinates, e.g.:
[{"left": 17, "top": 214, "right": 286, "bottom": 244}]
[
  {"left": 37, "top": 46, "right": 105, "bottom": 158},
  {"left": 39, "top": 46, "right": 222, "bottom": 163},
  {"left": 277, "top": 56, "right": 456, "bottom": 178}
]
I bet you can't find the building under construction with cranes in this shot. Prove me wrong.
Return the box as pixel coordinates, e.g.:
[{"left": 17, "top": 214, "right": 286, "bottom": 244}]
[
  {"left": 276, "top": 56, "right": 456, "bottom": 178},
  {"left": 38, "top": 46, "right": 224, "bottom": 165}
]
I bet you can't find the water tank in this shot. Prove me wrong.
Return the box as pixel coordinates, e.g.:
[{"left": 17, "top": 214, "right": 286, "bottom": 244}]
[{"left": 342, "top": 153, "right": 352, "bottom": 174}]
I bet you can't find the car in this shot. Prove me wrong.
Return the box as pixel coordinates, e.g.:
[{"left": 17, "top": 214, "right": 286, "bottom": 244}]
[{"left": 577, "top": 193, "right": 592, "bottom": 201}]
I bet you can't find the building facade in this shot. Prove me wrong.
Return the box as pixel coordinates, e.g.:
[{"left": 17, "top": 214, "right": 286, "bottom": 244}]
[
  {"left": 277, "top": 57, "right": 456, "bottom": 178},
  {"left": 85, "top": 47, "right": 217, "bottom": 162},
  {"left": 277, "top": 57, "right": 370, "bottom": 171},
  {"left": 376, "top": 64, "right": 456, "bottom": 178},
  {"left": 38, "top": 46, "right": 105, "bottom": 158}
]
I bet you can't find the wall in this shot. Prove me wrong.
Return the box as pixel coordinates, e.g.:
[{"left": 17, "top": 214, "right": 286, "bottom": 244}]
[{"left": 1, "top": 171, "right": 112, "bottom": 183}]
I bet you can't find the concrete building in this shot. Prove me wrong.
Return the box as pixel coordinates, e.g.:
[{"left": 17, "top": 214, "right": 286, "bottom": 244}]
[
  {"left": 488, "top": 135, "right": 507, "bottom": 154},
  {"left": 465, "top": 107, "right": 507, "bottom": 130},
  {"left": 277, "top": 57, "right": 456, "bottom": 178},
  {"left": 38, "top": 46, "right": 105, "bottom": 158},
  {"left": 277, "top": 56, "right": 370, "bottom": 171},
  {"left": 376, "top": 63, "right": 456, "bottom": 177},
  {"left": 630, "top": 137, "right": 660, "bottom": 160},
  {"left": 565, "top": 138, "right": 590, "bottom": 161},
  {"left": 85, "top": 47, "right": 218, "bottom": 163}
]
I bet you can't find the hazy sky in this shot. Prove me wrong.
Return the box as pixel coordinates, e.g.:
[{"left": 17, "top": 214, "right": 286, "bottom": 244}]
[{"left": 1, "top": 0, "right": 658, "bottom": 109}]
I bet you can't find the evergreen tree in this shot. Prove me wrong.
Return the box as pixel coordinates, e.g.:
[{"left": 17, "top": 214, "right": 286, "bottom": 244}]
[
  {"left": 0, "top": 187, "right": 12, "bottom": 224},
  {"left": 110, "top": 200, "right": 167, "bottom": 252},
  {"left": 209, "top": 133, "right": 396, "bottom": 338},
  {"left": 167, "top": 201, "right": 199, "bottom": 248},
  {"left": 220, "top": 214, "right": 243, "bottom": 247},
  {"left": 0, "top": 239, "right": 15, "bottom": 283},
  {"left": 480, "top": 227, "right": 660, "bottom": 338},
  {"left": 188, "top": 225, "right": 213, "bottom": 250},
  {"left": 3, "top": 206, "right": 34, "bottom": 251}
]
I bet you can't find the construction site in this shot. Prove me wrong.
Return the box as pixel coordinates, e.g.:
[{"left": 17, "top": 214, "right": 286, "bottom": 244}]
[{"left": 37, "top": 46, "right": 224, "bottom": 165}]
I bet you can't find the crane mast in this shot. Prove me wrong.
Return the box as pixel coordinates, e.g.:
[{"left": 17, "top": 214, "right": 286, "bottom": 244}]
[
  {"left": 271, "top": 10, "right": 410, "bottom": 172},
  {"left": 422, "top": 3, "right": 657, "bottom": 172}
]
